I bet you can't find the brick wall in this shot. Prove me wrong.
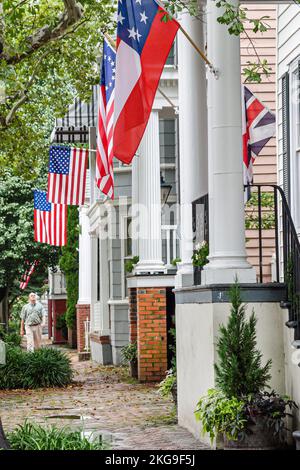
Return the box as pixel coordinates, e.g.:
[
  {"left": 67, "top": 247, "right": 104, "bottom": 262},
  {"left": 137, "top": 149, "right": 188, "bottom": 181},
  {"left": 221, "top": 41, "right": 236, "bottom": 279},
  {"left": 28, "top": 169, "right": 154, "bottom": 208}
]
[
  {"left": 76, "top": 304, "right": 90, "bottom": 353},
  {"left": 137, "top": 288, "right": 167, "bottom": 383}
]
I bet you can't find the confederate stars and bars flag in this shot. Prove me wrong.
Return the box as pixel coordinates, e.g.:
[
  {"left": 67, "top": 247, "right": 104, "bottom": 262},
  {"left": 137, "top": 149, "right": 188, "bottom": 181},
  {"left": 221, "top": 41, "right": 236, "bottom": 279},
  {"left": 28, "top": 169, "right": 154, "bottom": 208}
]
[
  {"left": 47, "top": 145, "right": 88, "bottom": 206},
  {"left": 113, "top": 0, "right": 179, "bottom": 164},
  {"left": 95, "top": 38, "right": 116, "bottom": 199},
  {"left": 34, "top": 190, "right": 67, "bottom": 247},
  {"left": 242, "top": 85, "right": 276, "bottom": 197}
]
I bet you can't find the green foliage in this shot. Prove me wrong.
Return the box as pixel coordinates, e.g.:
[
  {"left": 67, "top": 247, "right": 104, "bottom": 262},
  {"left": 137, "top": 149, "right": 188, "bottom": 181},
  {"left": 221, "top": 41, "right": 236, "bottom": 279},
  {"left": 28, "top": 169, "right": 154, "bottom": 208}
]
[
  {"left": 195, "top": 389, "right": 246, "bottom": 443},
  {"left": 159, "top": 369, "right": 176, "bottom": 398},
  {"left": 0, "top": 326, "right": 21, "bottom": 347},
  {"left": 191, "top": 241, "right": 209, "bottom": 268},
  {"left": 245, "top": 191, "right": 275, "bottom": 230},
  {"left": 125, "top": 256, "right": 139, "bottom": 274},
  {"left": 121, "top": 341, "right": 137, "bottom": 364},
  {"left": 0, "top": 345, "right": 73, "bottom": 389},
  {"left": 214, "top": 281, "right": 272, "bottom": 398},
  {"left": 8, "top": 421, "right": 106, "bottom": 450},
  {"left": 59, "top": 206, "right": 79, "bottom": 329},
  {"left": 0, "top": 0, "right": 116, "bottom": 176},
  {"left": 55, "top": 312, "right": 66, "bottom": 330},
  {"left": 171, "top": 257, "right": 181, "bottom": 267},
  {"left": 0, "top": 174, "right": 60, "bottom": 309}
]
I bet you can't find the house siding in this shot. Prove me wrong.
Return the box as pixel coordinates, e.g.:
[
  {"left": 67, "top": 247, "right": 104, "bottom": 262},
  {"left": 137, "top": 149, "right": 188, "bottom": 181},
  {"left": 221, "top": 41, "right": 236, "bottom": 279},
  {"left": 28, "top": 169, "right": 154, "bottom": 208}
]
[{"left": 241, "top": 4, "right": 277, "bottom": 282}]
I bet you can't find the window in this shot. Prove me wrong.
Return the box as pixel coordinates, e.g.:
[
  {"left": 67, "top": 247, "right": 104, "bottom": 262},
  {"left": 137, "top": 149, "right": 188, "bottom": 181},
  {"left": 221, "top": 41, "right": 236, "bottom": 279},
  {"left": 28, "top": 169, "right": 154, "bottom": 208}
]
[
  {"left": 159, "top": 119, "right": 176, "bottom": 164},
  {"left": 121, "top": 216, "right": 132, "bottom": 299},
  {"left": 289, "top": 59, "right": 300, "bottom": 233},
  {"left": 166, "top": 43, "right": 176, "bottom": 66}
]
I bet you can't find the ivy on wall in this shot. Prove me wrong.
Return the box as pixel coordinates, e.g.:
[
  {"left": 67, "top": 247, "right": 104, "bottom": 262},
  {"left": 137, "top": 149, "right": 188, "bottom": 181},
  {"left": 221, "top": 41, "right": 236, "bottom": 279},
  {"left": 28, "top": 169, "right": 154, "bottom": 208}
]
[{"left": 59, "top": 206, "right": 79, "bottom": 329}]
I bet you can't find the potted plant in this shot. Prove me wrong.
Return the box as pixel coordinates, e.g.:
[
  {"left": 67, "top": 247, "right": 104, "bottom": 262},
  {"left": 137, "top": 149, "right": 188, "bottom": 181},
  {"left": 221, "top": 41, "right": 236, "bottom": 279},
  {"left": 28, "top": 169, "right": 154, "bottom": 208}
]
[
  {"left": 194, "top": 281, "right": 297, "bottom": 449},
  {"left": 159, "top": 368, "right": 177, "bottom": 405},
  {"left": 121, "top": 341, "right": 138, "bottom": 378},
  {"left": 191, "top": 240, "right": 209, "bottom": 285},
  {"left": 125, "top": 256, "right": 139, "bottom": 274}
]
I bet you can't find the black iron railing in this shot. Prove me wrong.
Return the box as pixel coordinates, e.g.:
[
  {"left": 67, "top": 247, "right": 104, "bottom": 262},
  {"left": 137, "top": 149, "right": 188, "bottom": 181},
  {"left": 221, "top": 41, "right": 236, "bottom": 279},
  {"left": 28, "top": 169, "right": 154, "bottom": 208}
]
[{"left": 246, "top": 184, "right": 300, "bottom": 343}]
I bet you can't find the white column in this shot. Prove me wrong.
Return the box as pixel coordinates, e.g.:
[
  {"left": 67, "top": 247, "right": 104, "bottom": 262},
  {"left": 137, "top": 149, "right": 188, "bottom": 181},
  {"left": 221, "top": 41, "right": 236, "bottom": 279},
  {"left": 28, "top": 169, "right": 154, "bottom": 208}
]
[
  {"left": 202, "top": 0, "right": 256, "bottom": 284},
  {"left": 135, "top": 110, "right": 165, "bottom": 274},
  {"left": 78, "top": 206, "right": 91, "bottom": 304},
  {"left": 131, "top": 154, "right": 140, "bottom": 258},
  {"left": 175, "top": 6, "right": 208, "bottom": 288}
]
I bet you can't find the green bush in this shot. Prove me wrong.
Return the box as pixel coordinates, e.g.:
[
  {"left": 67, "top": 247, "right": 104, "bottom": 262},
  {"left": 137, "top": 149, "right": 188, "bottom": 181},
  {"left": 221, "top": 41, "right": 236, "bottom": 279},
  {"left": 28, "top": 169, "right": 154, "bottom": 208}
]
[
  {"left": 120, "top": 341, "right": 137, "bottom": 364},
  {"left": 159, "top": 369, "right": 176, "bottom": 398},
  {"left": 59, "top": 206, "right": 79, "bottom": 330},
  {"left": 0, "top": 326, "right": 21, "bottom": 347},
  {"left": 8, "top": 421, "right": 106, "bottom": 450},
  {"left": 0, "top": 346, "right": 73, "bottom": 389}
]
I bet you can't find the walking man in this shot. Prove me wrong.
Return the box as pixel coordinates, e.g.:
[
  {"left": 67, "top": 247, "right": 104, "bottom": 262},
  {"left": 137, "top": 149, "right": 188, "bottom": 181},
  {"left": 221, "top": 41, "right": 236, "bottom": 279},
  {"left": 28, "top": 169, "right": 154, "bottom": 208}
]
[{"left": 20, "top": 293, "right": 45, "bottom": 352}]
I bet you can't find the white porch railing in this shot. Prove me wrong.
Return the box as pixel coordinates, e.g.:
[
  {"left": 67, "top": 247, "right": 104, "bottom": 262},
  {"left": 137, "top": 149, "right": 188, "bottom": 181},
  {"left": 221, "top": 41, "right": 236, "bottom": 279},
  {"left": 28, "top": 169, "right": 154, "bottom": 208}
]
[
  {"left": 84, "top": 317, "right": 91, "bottom": 352},
  {"left": 161, "top": 225, "right": 179, "bottom": 267}
]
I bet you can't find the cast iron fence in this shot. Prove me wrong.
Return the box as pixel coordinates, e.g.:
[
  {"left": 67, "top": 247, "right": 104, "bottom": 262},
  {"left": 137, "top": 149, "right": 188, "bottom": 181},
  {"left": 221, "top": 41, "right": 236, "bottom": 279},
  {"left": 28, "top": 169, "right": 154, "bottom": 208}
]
[{"left": 245, "top": 184, "right": 300, "bottom": 343}]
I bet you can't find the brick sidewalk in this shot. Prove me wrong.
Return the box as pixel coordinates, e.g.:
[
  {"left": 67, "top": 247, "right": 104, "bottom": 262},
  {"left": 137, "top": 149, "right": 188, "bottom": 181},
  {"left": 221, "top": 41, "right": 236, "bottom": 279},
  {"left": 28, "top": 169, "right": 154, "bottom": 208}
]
[{"left": 0, "top": 345, "right": 208, "bottom": 450}]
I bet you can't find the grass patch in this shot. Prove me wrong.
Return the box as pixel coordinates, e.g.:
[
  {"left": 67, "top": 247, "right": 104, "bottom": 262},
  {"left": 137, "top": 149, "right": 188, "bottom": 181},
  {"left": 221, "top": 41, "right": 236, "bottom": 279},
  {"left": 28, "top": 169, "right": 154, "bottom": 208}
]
[
  {"left": 143, "top": 407, "right": 177, "bottom": 427},
  {"left": 7, "top": 421, "right": 107, "bottom": 450}
]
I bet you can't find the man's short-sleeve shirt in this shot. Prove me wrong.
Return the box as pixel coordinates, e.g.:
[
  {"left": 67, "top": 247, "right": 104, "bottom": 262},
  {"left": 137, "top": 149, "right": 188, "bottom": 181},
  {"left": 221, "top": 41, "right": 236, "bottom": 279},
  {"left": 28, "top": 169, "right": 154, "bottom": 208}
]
[{"left": 21, "top": 302, "right": 44, "bottom": 326}]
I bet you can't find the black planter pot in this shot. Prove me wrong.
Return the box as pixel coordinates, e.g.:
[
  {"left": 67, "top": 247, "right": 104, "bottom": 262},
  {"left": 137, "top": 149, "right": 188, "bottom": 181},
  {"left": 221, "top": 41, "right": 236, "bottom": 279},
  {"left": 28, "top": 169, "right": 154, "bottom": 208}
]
[
  {"left": 193, "top": 266, "right": 202, "bottom": 286},
  {"left": 223, "top": 416, "right": 281, "bottom": 450},
  {"left": 171, "top": 380, "right": 177, "bottom": 406},
  {"left": 129, "top": 359, "right": 138, "bottom": 378}
]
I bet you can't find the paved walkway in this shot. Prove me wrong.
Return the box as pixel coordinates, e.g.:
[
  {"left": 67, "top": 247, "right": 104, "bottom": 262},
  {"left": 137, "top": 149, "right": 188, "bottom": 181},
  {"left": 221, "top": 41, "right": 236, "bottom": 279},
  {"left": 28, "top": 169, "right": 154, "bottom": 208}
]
[{"left": 0, "top": 344, "right": 208, "bottom": 450}]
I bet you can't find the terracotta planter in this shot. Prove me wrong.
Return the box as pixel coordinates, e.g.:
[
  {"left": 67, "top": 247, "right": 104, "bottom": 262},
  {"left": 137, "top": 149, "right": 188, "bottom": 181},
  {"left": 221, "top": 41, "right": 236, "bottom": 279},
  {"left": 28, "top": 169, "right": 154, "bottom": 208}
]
[
  {"left": 223, "top": 416, "right": 280, "bottom": 450},
  {"left": 129, "top": 359, "right": 138, "bottom": 378}
]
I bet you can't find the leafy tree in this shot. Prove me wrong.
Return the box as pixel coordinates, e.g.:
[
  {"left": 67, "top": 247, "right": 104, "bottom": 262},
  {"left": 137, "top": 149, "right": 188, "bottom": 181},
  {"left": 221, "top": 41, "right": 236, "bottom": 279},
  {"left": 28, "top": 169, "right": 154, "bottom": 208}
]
[
  {"left": 215, "top": 281, "right": 272, "bottom": 398},
  {"left": 59, "top": 205, "right": 79, "bottom": 329},
  {"left": 0, "top": 0, "right": 116, "bottom": 176},
  {"left": 0, "top": 173, "right": 60, "bottom": 324}
]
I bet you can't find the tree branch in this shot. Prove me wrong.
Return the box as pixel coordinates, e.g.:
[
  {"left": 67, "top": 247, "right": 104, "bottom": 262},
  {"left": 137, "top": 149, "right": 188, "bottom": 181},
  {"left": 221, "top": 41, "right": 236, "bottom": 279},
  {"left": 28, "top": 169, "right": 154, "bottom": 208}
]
[
  {"left": 5, "top": 49, "right": 52, "bottom": 126},
  {"left": 1, "top": 0, "right": 84, "bottom": 65}
]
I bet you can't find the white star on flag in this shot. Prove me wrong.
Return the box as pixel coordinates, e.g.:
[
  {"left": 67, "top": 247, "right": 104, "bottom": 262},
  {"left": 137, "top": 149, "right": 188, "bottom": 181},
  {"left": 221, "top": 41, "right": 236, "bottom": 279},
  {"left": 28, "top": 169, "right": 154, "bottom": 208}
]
[
  {"left": 140, "top": 11, "right": 148, "bottom": 23},
  {"left": 117, "top": 11, "right": 125, "bottom": 24},
  {"left": 128, "top": 27, "right": 137, "bottom": 39},
  {"left": 136, "top": 29, "right": 142, "bottom": 41}
]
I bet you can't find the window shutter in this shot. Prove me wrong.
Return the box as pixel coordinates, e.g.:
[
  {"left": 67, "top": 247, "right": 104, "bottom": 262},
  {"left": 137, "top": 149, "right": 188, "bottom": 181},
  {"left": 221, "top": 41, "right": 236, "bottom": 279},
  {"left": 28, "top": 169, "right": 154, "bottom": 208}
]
[{"left": 282, "top": 72, "right": 290, "bottom": 205}]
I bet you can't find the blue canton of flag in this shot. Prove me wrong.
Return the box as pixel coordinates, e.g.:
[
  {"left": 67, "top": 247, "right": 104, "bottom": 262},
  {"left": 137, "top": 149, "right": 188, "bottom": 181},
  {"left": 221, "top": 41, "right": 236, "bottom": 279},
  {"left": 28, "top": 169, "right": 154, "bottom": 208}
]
[
  {"left": 101, "top": 40, "right": 116, "bottom": 103},
  {"left": 49, "top": 146, "right": 71, "bottom": 175},
  {"left": 34, "top": 190, "right": 51, "bottom": 211},
  {"left": 117, "top": 0, "right": 158, "bottom": 55}
]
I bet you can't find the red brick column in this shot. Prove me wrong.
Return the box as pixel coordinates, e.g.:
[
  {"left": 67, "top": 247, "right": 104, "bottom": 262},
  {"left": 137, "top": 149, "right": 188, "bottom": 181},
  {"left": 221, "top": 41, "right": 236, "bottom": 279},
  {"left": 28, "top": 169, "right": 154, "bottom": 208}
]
[
  {"left": 76, "top": 304, "right": 90, "bottom": 353},
  {"left": 52, "top": 299, "right": 67, "bottom": 344},
  {"left": 137, "top": 288, "right": 167, "bottom": 382}
]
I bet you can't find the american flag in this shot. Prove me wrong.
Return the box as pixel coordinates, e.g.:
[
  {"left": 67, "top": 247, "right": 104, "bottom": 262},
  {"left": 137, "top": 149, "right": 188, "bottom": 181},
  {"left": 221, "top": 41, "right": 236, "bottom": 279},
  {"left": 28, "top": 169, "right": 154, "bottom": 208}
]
[
  {"left": 20, "top": 260, "right": 38, "bottom": 290},
  {"left": 34, "top": 190, "right": 67, "bottom": 247},
  {"left": 242, "top": 85, "right": 276, "bottom": 189},
  {"left": 95, "top": 39, "right": 115, "bottom": 199},
  {"left": 113, "top": 0, "right": 179, "bottom": 164},
  {"left": 47, "top": 145, "right": 88, "bottom": 206}
]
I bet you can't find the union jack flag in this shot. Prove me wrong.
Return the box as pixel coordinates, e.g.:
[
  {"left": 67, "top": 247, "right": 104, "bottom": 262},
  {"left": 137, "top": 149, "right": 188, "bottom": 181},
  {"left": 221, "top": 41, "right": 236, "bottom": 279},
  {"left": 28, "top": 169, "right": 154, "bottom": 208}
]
[
  {"left": 34, "top": 190, "right": 67, "bottom": 247},
  {"left": 242, "top": 85, "right": 276, "bottom": 189},
  {"left": 20, "top": 260, "right": 39, "bottom": 290},
  {"left": 95, "top": 39, "right": 115, "bottom": 199},
  {"left": 47, "top": 145, "right": 88, "bottom": 206}
]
